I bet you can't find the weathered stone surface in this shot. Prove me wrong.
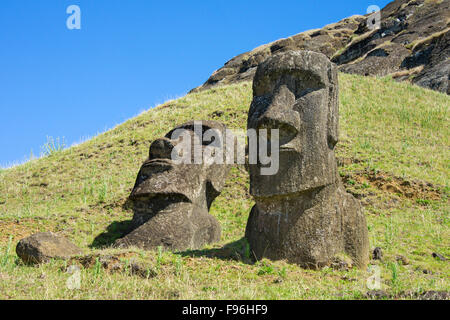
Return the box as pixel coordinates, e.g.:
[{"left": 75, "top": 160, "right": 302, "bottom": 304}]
[
  {"left": 191, "top": 15, "right": 365, "bottom": 92},
  {"left": 16, "top": 232, "right": 82, "bottom": 265},
  {"left": 335, "top": 0, "right": 450, "bottom": 94},
  {"left": 339, "top": 42, "right": 412, "bottom": 77},
  {"left": 192, "top": 0, "right": 449, "bottom": 94},
  {"left": 245, "top": 51, "right": 370, "bottom": 269},
  {"left": 115, "top": 121, "right": 230, "bottom": 251},
  {"left": 411, "top": 30, "right": 450, "bottom": 94}
]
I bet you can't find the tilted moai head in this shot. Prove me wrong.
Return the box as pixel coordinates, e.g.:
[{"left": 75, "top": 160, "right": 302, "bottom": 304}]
[
  {"left": 245, "top": 51, "right": 369, "bottom": 269},
  {"left": 115, "top": 120, "right": 230, "bottom": 251},
  {"left": 248, "top": 50, "right": 339, "bottom": 197}
]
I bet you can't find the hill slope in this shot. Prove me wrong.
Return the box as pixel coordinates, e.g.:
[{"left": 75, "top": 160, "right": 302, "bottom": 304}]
[{"left": 0, "top": 74, "right": 449, "bottom": 299}]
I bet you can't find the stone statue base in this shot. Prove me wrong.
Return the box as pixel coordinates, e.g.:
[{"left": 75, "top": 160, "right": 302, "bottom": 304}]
[
  {"left": 115, "top": 202, "right": 221, "bottom": 251},
  {"left": 245, "top": 181, "right": 369, "bottom": 269}
]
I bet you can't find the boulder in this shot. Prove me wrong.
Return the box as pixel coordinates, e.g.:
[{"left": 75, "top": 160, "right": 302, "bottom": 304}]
[
  {"left": 245, "top": 51, "right": 370, "bottom": 269},
  {"left": 16, "top": 232, "right": 82, "bottom": 265},
  {"left": 191, "top": 15, "right": 365, "bottom": 92}
]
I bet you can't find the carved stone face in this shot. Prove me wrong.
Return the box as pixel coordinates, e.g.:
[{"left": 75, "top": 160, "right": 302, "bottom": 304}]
[
  {"left": 248, "top": 51, "right": 339, "bottom": 197},
  {"left": 116, "top": 120, "right": 230, "bottom": 251},
  {"left": 129, "top": 120, "right": 229, "bottom": 222}
]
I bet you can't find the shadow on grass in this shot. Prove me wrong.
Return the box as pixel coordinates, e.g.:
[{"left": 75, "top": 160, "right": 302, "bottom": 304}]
[
  {"left": 90, "top": 198, "right": 135, "bottom": 249},
  {"left": 176, "top": 237, "right": 255, "bottom": 265},
  {"left": 91, "top": 198, "right": 254, "bottom": 264},
  {"left": 90, "top": 220, "right": 134, "bottom": 249}
]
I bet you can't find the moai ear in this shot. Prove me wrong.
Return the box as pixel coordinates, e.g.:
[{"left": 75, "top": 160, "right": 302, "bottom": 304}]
[{"left": 327, "top": 64, "right": 339, "bottom": 149}]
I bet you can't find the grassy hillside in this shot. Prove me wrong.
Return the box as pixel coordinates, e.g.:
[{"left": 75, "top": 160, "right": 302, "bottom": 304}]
[{"left": 0, "top": 73, "right": 448, "bottom": 299}]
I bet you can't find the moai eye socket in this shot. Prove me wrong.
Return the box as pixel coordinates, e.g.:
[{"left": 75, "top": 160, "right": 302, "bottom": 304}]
[{"left": 166, "top": 121, "right": 227, "bottom": 149}]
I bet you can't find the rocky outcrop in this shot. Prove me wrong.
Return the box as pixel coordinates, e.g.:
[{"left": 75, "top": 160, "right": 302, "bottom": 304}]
[
  {"left": 245, "top": 51, "right": 370, "bottom": 269},
  {"left": 16, "top": 232, "right": 83, "bottom": 265},
  {"left": 409, "top": 29, "right": 450, "bottom": 94},
  {"left": 191, "top": 15, "right": 366, "bottom": 92},
  {"left": 192, "top": 0, "right": 449, "bottom": 94},
  {"left": 336, "top": 0, "right": 449, "bottom": 94}
]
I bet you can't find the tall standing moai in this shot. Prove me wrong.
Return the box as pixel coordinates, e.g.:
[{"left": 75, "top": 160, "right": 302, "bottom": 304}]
[{"left": 245, "top": 50, "right": 369, "bottom": 269}]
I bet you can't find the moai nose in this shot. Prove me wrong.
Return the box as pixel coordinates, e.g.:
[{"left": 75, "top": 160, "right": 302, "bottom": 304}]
[
  {"left": 149, "top": 138, "right": 175, "bottom": 160},
  {"left": 257, "top": 86, "right": 300, "bottom": 145}
]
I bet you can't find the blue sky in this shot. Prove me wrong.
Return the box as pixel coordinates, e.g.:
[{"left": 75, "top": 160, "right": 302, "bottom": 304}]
[{"left": 0, "top": 0, "right": 391, "bottom": 167}]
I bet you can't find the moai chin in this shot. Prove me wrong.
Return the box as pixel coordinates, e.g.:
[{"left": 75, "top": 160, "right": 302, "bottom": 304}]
[
  {"left": 115, "top": 120, "right": 230, "bottom": 252},
  {"left": 245, "top": 50, "right": 369, "bottom": 269}
]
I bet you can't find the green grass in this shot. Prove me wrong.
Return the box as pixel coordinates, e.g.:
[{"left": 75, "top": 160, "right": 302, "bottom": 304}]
[
  {"left": 40, "top": 136, "right": 67, "bottom": 157},
  {"left": 0, "top": 74, "right": 448, "bottom": 299}
]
